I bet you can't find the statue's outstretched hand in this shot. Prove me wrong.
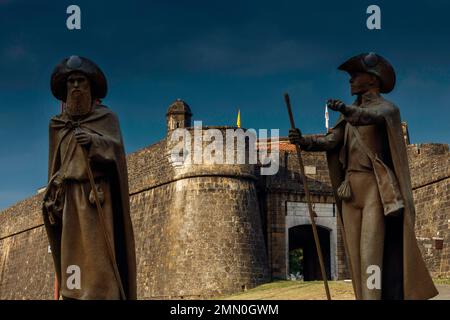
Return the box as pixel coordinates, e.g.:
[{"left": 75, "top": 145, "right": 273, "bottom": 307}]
[
  {"left": 288, "top": 128, "right": 303, "bottom": 145},
  {"left": 74, "top": 129, "right": 92, "bottom": 146},
  {"left": 327, "top": 99, "right": 346, "bottom": 113}
]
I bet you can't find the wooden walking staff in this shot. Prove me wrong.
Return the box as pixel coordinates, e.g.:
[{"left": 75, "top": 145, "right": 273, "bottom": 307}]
[{"left": 284, "top": 93, "right": 331, "bottom": 300}]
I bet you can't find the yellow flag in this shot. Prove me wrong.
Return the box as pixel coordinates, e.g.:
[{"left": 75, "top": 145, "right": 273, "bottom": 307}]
[{"left": 236, "top": 109, "right": 241, "bottom": 128}]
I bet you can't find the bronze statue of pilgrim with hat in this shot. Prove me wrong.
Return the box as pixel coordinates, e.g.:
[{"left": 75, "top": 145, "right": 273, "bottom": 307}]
[
  {"left": 42, "top": 55, "right": 136, "bottom": 300},
  {"left": 289, "top": 52, "right": 438, "bottom": 300}
]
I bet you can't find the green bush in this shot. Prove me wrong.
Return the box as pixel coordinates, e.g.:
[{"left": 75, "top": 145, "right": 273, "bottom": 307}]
[{"left": 289, "top": 248, "right": 303, "bottom": 276}]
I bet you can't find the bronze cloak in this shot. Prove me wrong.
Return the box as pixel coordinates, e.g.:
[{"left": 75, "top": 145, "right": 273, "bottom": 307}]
[
  {"left": 42, "top": 104, "right": 137, "bottom": 300},
  {"left": 327, "top": 99, "right": 438, "bottom": 300}
]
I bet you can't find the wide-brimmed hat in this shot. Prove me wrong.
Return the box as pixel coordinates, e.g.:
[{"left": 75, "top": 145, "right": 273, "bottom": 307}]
[
  {"left": 50, "top": 55, "right": 107, "bottom": 101},
  {"left": 338, "top": 52, "right": 396, "bottom": 93}
]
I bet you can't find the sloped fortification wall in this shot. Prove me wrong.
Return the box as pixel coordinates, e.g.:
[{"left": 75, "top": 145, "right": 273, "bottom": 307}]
[
  {"left": 1, "top": 137, "right": 448, "bottom": 299},
  {"left": 0, "top": 128, "right": 270, "bottom": 299},
  {"left": 409, "top": 144, "right": 450, "bottom": 278},
  {"left": 0, "top": 194, "right": 53, "bottom": 300},
  {"left": 132, "top": 128, "right": 269, "bottom": 299}
]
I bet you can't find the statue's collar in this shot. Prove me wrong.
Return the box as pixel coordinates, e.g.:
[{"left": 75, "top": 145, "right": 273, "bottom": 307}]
[
  {"left": 50, "top": 104, "right": 109, "bottom": 129},
  {"left": 355, "top": 91, "right": 381, "bottom": 106},
  {"left": 60, "top": 111, "right": 92, "bottom": 123}
]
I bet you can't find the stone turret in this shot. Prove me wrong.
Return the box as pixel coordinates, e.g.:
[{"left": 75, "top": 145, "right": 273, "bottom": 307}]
[{"left": 166, "top": 99, "right": 192, "bottom": 132}]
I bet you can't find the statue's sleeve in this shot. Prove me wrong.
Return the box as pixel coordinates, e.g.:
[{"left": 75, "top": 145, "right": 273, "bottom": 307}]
[
  {"left": 301, "top": 124, "right": 345, "bottom": 152},
  {"left": 48, "top": 119, "right": 61, "bottom": 181},
  {"left": 48, "top": 121, "right": 55, "bottom": 181},
  {"left": 342, "top": 103, "right": 396, "bottom": 126},
  {"left": 87, "top": 113, "right": 123, "bottom": 163}
]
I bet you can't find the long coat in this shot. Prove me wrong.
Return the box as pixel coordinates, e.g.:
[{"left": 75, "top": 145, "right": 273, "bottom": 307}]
[
  {"left": 42, "top": 104, "right": 137, "bottom": 300},
  {"left": 326, "top": 95, "right": 438, "bottom": 300}
]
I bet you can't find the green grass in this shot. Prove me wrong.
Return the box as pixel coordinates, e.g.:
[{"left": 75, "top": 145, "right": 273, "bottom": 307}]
[
  {"left": 433, "top": 278, "right": 450, "bottom": 285},
  {"left": 217, "top": 278, "right": 450, "bottom": 300},
  {"left": 217, "top": 280, "right": 355, "bottom": 300}
]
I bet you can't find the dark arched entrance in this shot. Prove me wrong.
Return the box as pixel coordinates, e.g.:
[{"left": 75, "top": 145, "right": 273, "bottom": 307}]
[{"left": 288, "top": 225, "right": 331, "bottom": 281}]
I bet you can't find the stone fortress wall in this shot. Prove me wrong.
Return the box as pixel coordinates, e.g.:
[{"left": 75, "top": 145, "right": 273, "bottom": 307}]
[
  {"left": 0, "top": 100, "right": 448, "bottom": 299},
  {"left": 130, "top": 123, "right": 270, "bottom": 299},
  {"left": 0, "top": 100, "right": 270, "bottom": 299},
  {"left": 408, "top": 143, "right": 450, "bottom": 278}
]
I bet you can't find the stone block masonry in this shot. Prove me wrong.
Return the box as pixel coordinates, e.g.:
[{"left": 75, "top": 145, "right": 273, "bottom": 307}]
[
  {"left": 0, "top": 112, "right": 448, "bottom": 299},
  {"left": 409, "top": 144, "right": 450, "bottom": 278},
  {"left": 0, "top": 125, "right": 270, "bottom": 299}
]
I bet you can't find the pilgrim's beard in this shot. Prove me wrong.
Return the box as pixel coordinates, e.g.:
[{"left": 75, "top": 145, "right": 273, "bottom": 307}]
[{"left": 65, "top": 90, "right": 93, "bottom": 116}]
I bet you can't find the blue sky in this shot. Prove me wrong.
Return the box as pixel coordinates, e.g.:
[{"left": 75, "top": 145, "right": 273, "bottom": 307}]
[{"left": 0, "top": 0, "right": 449, "bottom": 210}]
